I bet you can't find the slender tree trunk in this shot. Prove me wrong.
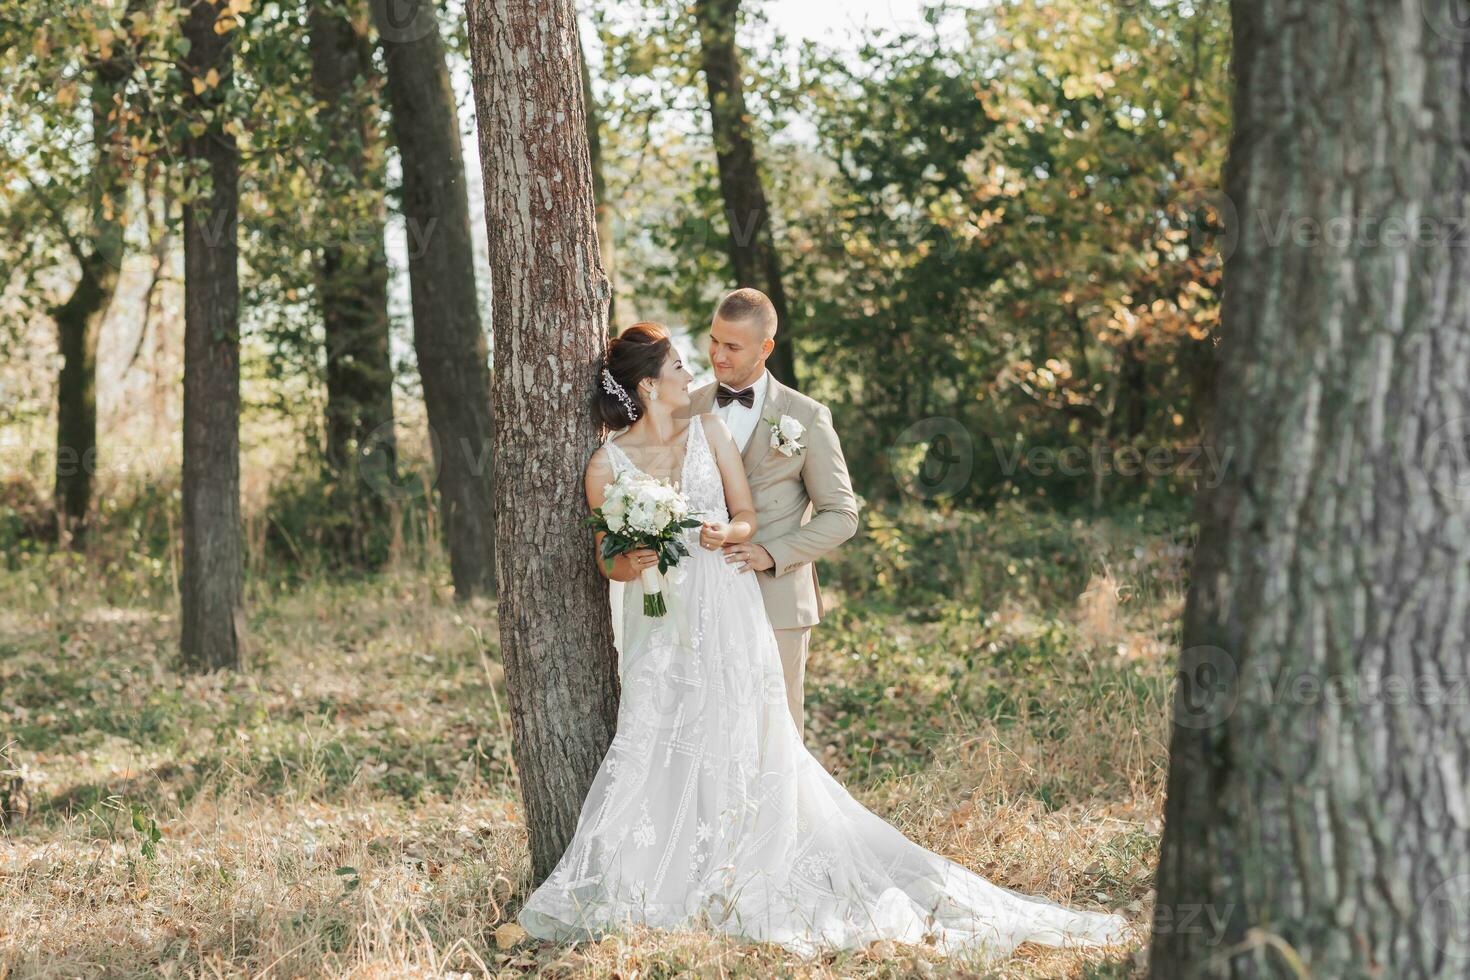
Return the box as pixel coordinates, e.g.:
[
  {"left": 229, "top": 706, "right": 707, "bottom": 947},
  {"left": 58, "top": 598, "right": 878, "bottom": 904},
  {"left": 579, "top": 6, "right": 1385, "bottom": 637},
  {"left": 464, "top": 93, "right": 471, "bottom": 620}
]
[
  {"left": 693, "top": 0, "right": 796, "bottom": 387},
  {"left": 52, "top": 33, "right": 133, "bottom": 543},
  {"left": 580, "top": 38, "right": 615, "bottom": 326},
  {"left": 370, "top": 0, "right": 497, "bottom": 598},
  {"left": 308, "top": 1, "right": 397, "bottom": 564},
  {"left": 1150, "top": 2, "right": 1470, "bottom": 976},
  {"left": 466, "top": 0, "right": 619, "bottom": 883},
  {"left": 179, "top": 0, "right": 243, "bottom": 672},
  {"left": 52, "top": 256, "right": 112, "bottom": 541}
]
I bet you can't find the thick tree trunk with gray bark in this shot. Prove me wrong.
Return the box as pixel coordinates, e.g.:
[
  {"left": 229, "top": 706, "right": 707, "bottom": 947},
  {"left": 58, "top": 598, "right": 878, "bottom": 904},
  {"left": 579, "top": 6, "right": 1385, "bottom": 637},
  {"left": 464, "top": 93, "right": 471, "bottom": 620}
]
[
  {"left": 466, "top": 0, "right": 620, "bottom": 882},
  {"left": 371, "top": 0, "right": 497, "bottom": 598},
  {"left": 179, "top": 0, "right": 243, "bottom": 672},
  {"left": 580, "top": 39, "right": 616, "bottom": 326},
  {"left": 1150, "top": 2, "right": 1470, "bottom": 976},
  {"left": 693, "top": 0, "right": 796, "bottom": 386},
  {"left": 309, "top": 1, "right": 397, "bottom": 566}
]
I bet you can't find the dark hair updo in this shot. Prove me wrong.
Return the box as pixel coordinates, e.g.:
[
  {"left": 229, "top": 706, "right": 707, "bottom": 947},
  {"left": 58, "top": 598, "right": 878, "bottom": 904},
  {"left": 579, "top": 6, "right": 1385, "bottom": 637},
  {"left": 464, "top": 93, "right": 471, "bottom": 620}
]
[{"left": 597, "top": 321, "right": 673, "bottom": 429}]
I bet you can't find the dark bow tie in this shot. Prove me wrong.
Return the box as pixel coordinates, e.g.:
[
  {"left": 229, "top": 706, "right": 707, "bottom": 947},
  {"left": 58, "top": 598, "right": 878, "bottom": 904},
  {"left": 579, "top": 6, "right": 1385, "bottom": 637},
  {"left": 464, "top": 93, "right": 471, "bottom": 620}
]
[{"left": 716, "top": 385, "right": 756, "bottom": 409}]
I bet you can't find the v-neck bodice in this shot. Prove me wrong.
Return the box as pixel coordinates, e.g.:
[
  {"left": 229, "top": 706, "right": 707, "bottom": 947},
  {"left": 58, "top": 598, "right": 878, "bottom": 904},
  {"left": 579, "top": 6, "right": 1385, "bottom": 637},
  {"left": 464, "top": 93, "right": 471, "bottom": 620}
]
[{"left": 603, "top": 416, "right": 727, "bottom": 523}]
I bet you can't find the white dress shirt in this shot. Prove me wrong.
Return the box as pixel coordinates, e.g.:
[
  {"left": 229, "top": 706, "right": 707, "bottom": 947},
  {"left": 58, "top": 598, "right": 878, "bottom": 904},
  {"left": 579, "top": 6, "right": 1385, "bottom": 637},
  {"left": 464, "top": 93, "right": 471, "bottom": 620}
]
[{"left": 714, "top": 370, "right": 769, "bottom": 452}]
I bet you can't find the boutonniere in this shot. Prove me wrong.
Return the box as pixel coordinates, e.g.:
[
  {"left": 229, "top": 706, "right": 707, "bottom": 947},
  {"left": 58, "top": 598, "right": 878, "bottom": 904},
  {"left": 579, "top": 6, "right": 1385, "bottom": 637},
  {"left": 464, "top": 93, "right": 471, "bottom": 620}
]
[{"left": 766, "top": 414, "right": 806, "bottom": 457}]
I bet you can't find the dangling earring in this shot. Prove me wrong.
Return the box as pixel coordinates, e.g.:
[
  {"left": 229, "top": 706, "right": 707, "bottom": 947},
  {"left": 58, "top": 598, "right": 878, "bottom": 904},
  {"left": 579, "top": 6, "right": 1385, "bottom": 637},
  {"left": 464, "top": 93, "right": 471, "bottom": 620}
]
[{"left": 648, "top": 386, "right": 659, "bottom": 402}]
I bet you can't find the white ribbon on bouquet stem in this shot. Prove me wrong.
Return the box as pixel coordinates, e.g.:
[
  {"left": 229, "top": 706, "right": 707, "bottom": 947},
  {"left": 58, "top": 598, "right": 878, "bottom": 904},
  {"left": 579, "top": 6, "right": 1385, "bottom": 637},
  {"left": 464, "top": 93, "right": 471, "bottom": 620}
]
[{"left": 638, "top": 566, "right": 694, "bottom": 652}]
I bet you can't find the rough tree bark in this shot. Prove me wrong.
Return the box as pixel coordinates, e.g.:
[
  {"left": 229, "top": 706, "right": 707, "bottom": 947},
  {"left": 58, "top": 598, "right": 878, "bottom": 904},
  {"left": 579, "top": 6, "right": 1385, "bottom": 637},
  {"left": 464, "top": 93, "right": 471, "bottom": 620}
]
[
  {"left": 179, "top": 0, "right": 243, "bottom": 672},
  {"left": 308, "top": 0, "right": 397, "bottom": 563},
  {"left": 466, "top": 0, "right": 620, "bottom": 882},
  {"left": 693, "top": 0, "right": 796, "bottom": 386},
  {"left": 1150, "top": 2, "right": 1470, "bottom": 977},
  {"left": 51, "top": 22, "right": 135, "bottom": 543},
  {"left": 370, "top": 0, "right": 497, "bottom": 598},
  {"left": 580, "top": 38, "right": 615, "bottom": 326}
]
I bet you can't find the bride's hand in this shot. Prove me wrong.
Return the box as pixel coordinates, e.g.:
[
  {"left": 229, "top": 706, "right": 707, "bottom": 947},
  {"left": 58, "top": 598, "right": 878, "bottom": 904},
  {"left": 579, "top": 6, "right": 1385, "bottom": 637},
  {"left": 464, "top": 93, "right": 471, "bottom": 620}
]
[
  {"left": 619, "top": 548, "right": 659, "bottom": 579},
  {"left": 698, "top": 521, "right": 730, "bottom": 551}
]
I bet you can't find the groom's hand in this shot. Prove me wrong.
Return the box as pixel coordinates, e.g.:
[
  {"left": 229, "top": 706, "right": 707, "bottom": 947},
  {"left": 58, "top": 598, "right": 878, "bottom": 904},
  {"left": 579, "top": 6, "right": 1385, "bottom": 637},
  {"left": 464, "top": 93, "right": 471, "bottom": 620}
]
[{"left": 723, "top": 543, "right": 774, "bottom": 574}]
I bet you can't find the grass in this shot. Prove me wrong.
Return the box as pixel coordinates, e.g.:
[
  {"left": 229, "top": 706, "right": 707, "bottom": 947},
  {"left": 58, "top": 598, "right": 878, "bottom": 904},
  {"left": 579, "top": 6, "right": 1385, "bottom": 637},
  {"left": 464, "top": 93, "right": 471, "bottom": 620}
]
[{"left": 0, "top": 500, "right": 1187, "bottom": 978}]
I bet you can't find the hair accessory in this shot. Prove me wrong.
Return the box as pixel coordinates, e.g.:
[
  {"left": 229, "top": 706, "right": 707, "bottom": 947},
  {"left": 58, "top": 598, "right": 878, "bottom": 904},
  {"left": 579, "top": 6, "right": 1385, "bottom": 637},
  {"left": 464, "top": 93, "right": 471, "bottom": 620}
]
[{"left": 602, "top": 367, "right": 639, "bottom": 421}]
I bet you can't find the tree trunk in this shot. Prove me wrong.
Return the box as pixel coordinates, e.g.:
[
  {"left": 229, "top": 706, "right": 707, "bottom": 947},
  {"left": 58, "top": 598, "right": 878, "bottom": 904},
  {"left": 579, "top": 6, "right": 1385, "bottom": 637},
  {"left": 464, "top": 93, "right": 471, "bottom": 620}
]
[
  {"left": 179, "top": 0, "right": 243, "bottom": 673},
  {"left": 308, "top": 1, "right": 397, "bottom": 564},
  {"left": 52, "top": 30, "right": 133, "bottom": 543},
  {"left": 370, "top": 0, "right": 497, "bottom": 599},
  {"left": 580, "top": 38, "right": 616, "bottom": 326},
  {"left": 52, "top": 254, "right": 112, "bottom": 542},
  {"left": 1150, "top": 2, "right": 1470, "bottom": 977},
  {"left": 466, "top": 0, "right": 620, "bottom": 883},
  {"left": 693, "top": 0, "right": 796, "bottom": 387}
]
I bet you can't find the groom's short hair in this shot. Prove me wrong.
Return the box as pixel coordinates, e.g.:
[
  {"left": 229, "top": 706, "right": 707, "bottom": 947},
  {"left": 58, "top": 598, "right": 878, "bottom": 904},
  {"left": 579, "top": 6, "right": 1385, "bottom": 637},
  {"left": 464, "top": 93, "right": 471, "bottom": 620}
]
[{"left": 716, "top": 288, "right": 778, "bottom": 338}]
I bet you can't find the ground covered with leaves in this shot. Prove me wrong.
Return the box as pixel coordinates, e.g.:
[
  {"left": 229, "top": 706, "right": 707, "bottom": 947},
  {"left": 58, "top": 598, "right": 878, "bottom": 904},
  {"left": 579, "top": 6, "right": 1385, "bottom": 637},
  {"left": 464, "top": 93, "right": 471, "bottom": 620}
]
[{"left": 0, "top": 502, "right": 1188, "bottom": 978}]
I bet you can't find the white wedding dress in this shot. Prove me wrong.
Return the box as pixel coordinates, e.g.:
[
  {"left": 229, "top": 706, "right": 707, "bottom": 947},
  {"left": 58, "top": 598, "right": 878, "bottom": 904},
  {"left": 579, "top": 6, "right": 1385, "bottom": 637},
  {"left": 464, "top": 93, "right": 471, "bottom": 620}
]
[{"left": 518, "top": 416, "right": 1130, "bottom": 959}]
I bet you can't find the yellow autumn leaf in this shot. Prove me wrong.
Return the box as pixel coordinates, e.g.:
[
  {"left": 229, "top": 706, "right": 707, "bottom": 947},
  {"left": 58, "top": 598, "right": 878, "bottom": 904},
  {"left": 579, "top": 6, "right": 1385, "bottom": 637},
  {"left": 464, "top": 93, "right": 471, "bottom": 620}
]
[
  {"left": 494, "top": 923, "right": 527, "bottom": 949},
  {"left": 56, "top": 83, "right": 77, "bottom": 107},
  {"left": 206, "top": 68, "right": 221, "bottom": 89},
  {"left": 192, "top": 77, "right": 208, "bottom": 96}
]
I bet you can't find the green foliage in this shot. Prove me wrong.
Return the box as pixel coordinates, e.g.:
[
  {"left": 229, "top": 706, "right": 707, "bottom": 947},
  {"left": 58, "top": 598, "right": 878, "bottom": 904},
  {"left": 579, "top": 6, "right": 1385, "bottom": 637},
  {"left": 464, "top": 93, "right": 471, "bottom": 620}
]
[
  {"left": 131, "top": 802, "right": 164, "bottom": 860},
  {"left": 593, "top": 0, "right": 1231, "bottom": 509}
]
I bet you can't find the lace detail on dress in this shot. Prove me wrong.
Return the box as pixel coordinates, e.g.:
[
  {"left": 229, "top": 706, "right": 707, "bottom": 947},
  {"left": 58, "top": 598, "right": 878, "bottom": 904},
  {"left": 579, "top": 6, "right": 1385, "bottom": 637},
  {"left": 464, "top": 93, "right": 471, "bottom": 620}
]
[{"left": 679, "top": 415, "right": 729, "bottom": 525}]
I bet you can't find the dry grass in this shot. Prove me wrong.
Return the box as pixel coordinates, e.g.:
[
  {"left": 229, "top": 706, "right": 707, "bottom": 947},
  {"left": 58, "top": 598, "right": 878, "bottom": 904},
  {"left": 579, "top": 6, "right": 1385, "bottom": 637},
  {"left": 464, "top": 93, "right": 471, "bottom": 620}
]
[{"left": 0, "top": 506, "right": 1185, "bottom": 978}]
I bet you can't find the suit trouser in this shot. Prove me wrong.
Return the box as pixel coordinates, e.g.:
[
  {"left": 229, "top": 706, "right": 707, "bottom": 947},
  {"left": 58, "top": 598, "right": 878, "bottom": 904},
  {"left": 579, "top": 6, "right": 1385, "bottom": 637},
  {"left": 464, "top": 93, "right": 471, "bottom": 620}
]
[{"left": 772, "top": 627, "right": 812, "bottom": 737}]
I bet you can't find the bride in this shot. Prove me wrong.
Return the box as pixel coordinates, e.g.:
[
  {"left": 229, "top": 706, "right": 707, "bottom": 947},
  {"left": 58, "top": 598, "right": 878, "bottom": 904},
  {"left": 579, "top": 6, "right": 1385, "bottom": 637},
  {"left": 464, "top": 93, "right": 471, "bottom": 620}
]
[{"left": 517, "top": 323, "right": 1131, "bottom": 960}]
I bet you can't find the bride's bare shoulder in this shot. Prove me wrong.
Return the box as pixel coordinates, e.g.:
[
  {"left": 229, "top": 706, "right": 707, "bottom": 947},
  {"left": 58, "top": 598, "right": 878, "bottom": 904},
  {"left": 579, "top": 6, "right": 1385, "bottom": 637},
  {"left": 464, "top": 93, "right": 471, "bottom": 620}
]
[
  {"left": 698, "top": 413, "right": 737, "bottom": 451},
  {"left": 698, "top": 412, "right": 732, "bottom": 440},
  {"left": 586, "top": 444, "right": 614, "bottom": 478}
]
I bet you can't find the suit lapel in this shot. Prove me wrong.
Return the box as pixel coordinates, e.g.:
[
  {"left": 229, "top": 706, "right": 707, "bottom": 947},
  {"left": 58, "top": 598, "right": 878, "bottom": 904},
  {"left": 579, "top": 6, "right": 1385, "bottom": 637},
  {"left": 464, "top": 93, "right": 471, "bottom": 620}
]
[
  {"left": 742, "top": 374, "right": 779, "bottom": 473},
  {"left": 688, "top": 382, "right": 716, "bottom": 420}
]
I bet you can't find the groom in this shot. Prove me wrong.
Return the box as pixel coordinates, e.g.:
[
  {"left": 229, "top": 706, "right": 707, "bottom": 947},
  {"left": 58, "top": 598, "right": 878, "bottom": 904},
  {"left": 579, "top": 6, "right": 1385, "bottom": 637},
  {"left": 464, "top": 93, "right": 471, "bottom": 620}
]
[{"left": 688, "top": 288, "right": 860, "bottom": 737}]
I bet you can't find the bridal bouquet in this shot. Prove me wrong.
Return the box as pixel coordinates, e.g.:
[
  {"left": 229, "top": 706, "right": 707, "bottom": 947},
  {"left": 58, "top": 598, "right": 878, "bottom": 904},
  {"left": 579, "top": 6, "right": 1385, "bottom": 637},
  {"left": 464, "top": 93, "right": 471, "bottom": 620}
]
[{"left": 587, "top": 471, "right": 703, "bottom": 616}]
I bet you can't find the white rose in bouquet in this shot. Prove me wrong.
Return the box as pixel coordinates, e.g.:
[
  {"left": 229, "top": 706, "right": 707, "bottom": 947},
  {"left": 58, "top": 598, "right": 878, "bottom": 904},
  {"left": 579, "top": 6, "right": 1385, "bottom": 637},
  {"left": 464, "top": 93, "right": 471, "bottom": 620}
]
[{"left": 603, "top": 495, "right": 627, "bottom": 532}]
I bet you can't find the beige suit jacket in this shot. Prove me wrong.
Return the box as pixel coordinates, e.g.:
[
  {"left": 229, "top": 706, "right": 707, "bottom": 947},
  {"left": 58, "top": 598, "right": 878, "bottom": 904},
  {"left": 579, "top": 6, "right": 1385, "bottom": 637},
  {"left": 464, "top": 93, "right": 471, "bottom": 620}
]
[{"left": 690, "top": 376, "right": 860, "bottom": 629}]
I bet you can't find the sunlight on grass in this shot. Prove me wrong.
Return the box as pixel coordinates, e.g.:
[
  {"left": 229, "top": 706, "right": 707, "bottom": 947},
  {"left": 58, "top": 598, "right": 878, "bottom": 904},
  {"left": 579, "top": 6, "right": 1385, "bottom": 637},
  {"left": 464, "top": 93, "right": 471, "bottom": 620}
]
[{"left": 0, "top": 503, "right": 1183, "bottom": 977}]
